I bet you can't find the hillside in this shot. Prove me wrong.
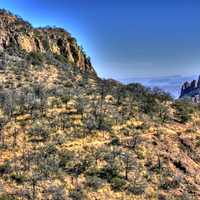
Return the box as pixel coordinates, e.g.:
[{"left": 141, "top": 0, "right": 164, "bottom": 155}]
[{"left": 0, "top": 9, "right": 200, "bottom": 200}]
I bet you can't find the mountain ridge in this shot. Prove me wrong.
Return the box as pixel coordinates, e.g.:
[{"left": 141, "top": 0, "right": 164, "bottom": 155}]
[{"left": 0, "top": 9, "right": 96, "bottom": 76}]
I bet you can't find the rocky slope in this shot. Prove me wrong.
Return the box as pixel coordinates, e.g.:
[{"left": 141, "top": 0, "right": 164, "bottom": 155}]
[{"left": 0, "top": 9, "right": 200, "bottom": 200}]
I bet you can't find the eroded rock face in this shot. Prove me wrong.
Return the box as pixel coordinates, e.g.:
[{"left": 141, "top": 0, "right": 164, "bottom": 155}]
[
  {"left": 180, "top": 76, "right": 200, "bottom": 102},
  {"left": 0, "top": 9, "right": 96, "bottom": 75},
  {"left": 17, "top": 34, "right": 38, "bottom": 52}
]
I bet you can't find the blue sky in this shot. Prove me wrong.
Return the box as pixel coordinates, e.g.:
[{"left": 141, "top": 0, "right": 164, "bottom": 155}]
[{"left": 1, "top": 0, "right": 200, "bottom": 81}]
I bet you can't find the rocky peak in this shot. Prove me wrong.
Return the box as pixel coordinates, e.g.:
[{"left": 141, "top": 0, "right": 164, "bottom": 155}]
[
  {"left": 180, "top": 75, "right": 200, "bottom": 102},
  {"left": 0, "top": 9, "right": 96, "bottom": 75}
]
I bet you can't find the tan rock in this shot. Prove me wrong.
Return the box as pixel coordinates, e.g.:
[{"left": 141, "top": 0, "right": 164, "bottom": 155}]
[{"left": 17, "top": 35, "right": 37, "bottom": 52}]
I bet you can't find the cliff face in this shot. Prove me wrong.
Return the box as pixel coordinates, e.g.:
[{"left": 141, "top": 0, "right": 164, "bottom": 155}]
[{"left": 0, "top": 9, "right": 96, "bottom": 75}]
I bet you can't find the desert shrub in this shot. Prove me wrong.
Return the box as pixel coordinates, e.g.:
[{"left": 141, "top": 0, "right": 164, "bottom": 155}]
[
  {"left": 0, "top": 194, "right": 18, "bottom": 200},
  {"left": 10, "top": 173, "right": 27, "bottom": 184},
  {"left": 126, "top": 83, "right": 150, "bottom": 101},
  {"left": 0, "top": 143, "right": 8, "bottom": 150},
  {"left": 69, "top": 187, "right": 86, "bottom": 200},
  {"left": 46, "top": 186, "right": 67, "bottom": 200},
  {"left": 173, "top": 99, "right": 195, "bottom": 123},
  {"left": 28, "top": 123, "right": 49, "bottom": 142},
  {"left": 110, "top": 177, "right": 126, "bottom": 191},
  {"left": 54, "top": 54, "right": 67, "bottom": 64},
  {"left": 152, "top": 87, "right": 172, "bottom": 102},
  {"left": 0, "top": 161, "right": 11, "bottom": 174},
  {"left": 58, "top": 150, "right": 74, "bottom": 169},
  {"left": 159, "top": 177, "right": 180, "bottom": 190},
  {"left": 86, "top": 165, "right": 99, "bottom": 177},
  {"left": 126, "top": 83, "right": 173, "bottom": 117},
  {"left": 43, "top": 37, "right": 50, "bottom": 49},
  {"left": 76, "top": 100, "right": 84, "bottom": 114},
  {"left": 27, "top": 52, "right": 45, "bottom": 65},
  {"left": 110, "top": 137, "right": 120, "bottom": 146},
  {"left": 127, "top": 181, "right": 147, "bottom": 195},
  {"left": 67, "top": 159, "right": 91, "bottom": 177},
  {"left": 60, "top": 95, "right": 70, "bottom": 103},
  {"left": 196, "top": 136, "right": 200, "bottom": 147},
  {"left": 97, "top": 116, "right": 112, "bottom": 131},
  {"left": 135, "top": 145, "right": 147, "bottom": 160},
  {"left": 97, "top": 163, "right": 119, "bottom": 181},
  {"left": 185, "top": 127, "right": 197, "bottom": 133},
  {"left": 84, "top": 115, "right": 98, "bottom": 131},
  {"left": 176, "top": 192, "right": 195, "bottom": 200},
  {"left": 135, "top": 122, "right": 150, "bottom": 130},
  {"left": 140, "top": 94, "right": 158, "bottom": 115},
  {"left": 85, "top": 176, "right": 104, "bottom": 190}
]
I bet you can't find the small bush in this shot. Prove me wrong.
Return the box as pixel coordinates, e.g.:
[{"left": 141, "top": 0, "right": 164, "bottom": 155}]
[
  {"left": 0, "top": 194, "right": 17, "bottom": 200},
  {"left": 0, "top": 144, "right": 8, "bottom": 150},
  {"left": 54, "top": 54, "right": 68, "bottom": 64},
  {"left": 58, "top": 150, "right": 74, "bottom": 169},
  {"left": 10, "top": 173, "right": 27, "bottom": 184},
  {"left": 43, "top": 38, "right": 50, "bottom": 49},
  {"left": 127, "top": 182, "right": 146, "bottom": 195},
  {"left": 173, "top": 100, "right": 195, "bottom": 123},
  {"left": 27, "top": 52, "right": 45, "bottom": 65},
  {"left": 69, "top": 187, "right": 86, "bottom": 200},
  {"left": 0, "top": 161, "right": 11, "bottom": 175},
  {"left": 85, "top": 176, "right": 104, "bottom": 190},
  {"left": 110, "top": 177, "right": 126, "bottom": 191},
  {"left": 110, "top": 137, "right": 120, "bottom": 146},
  {"left": 98, "top": 164, "right": 119, "bottom": 181},
  {"left": 61, "top": 95, "right": 70, "bottom": 103},
  {"left": 196, "top": 136, "right": 200, "bottom": 147},
  {"left": 159, "top": 177, "right": 179, "bottom": 190},
  {"left": 28, "top": 124, "right": 49, "bottom": 142}
]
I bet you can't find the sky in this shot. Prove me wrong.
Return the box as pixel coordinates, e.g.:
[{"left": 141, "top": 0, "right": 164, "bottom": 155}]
[{"left": 0, "top": 0, "right": 200, "bottom": 87}]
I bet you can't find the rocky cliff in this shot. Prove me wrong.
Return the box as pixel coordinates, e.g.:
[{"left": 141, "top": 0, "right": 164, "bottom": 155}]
[
  {"left": 0, "top": 9, "right": 96, "bottom": 75},
  {"left": 180, "top": 75, "right": 200, "bottom": 102}
]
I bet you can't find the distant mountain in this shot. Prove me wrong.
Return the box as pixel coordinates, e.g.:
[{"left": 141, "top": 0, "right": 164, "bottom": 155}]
[
  {"left": 120, "top": 75, "right": 197, "bottom": 98},
  {"left": 180, "top": 76, "right": 200, "bottom": 102}
]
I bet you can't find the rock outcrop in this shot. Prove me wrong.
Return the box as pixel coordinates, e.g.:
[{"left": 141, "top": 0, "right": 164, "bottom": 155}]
[
  {"left": 0, "top": 9, "right": 96, "bottom": 75},
  {"left": 180, "top": 75, "right": 200, "bottom": 102}
]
